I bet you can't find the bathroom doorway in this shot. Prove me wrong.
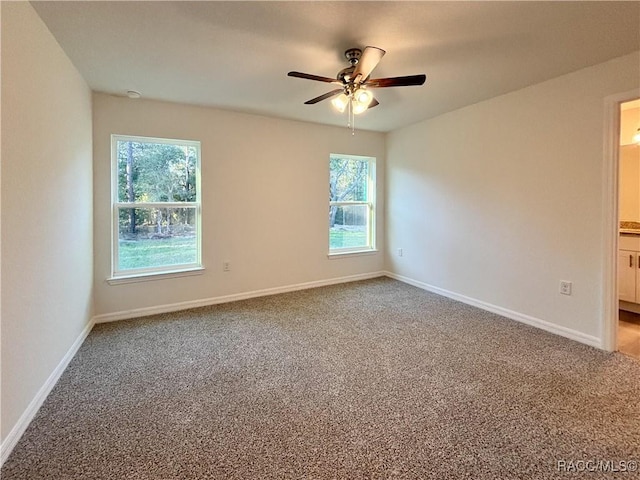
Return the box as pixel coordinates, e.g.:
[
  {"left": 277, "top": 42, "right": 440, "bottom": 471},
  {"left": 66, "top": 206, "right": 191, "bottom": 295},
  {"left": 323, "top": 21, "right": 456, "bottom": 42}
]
[{"left": 617, "top": 98, "right": 640, "bottom": 360}]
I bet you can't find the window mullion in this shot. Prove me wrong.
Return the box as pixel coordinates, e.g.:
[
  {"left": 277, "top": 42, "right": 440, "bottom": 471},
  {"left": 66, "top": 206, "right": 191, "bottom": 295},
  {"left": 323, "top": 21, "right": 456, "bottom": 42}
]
[
  {"left": 330, "top": 201, "right": 368, "bottom": 206},
  {"left": 115, "top": 202, "right": 197, "bottom": 209}
]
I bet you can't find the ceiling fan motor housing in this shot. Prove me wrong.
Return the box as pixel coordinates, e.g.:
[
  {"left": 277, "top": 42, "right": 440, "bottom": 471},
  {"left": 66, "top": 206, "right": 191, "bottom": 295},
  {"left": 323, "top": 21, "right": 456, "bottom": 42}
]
[
  {"left": 337, "top": 66, "right": 355, "bottom": 84},
  {"left": 337, "top": 48, "right": 363, "bottom": 84}
]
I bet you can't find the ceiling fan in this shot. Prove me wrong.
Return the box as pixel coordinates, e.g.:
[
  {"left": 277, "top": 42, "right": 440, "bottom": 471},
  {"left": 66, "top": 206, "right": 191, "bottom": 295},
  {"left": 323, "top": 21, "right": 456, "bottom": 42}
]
[{"left": 288, "top": 46, "right": 426, "bottom": 118}]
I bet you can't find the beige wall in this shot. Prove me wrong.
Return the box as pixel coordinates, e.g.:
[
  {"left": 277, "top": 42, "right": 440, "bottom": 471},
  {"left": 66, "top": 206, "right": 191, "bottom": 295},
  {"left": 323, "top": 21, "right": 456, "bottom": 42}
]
[
  {"left": 619, "top": 144, "right": 640, "bottom": 221},
  {"left": 92, "top": 94, "right": 385, "bottom": 317},
  {"left": 1, "top": 1, "right": 93, "bottom": 445},
  {"left": 620, "top": 106, "right": 640, "bottom": 146},
  {"left": 386, "top": 52, "right": 639, "bottom": 342},
  {"left": 619, "top": 106, "right": 640, "bottom": 221}
]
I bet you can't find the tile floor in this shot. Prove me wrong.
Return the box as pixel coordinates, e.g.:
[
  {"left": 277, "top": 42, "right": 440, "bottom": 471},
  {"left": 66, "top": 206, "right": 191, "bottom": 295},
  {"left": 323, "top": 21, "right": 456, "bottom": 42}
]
[{"left": 618, "top": 310, "right": 640, "bottom": 360}]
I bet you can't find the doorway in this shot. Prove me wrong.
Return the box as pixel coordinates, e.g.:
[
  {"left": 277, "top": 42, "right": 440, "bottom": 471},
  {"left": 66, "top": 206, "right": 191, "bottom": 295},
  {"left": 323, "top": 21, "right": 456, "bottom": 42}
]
[{"left": 615, "top": 97, "right": 640, "bottom": 360}]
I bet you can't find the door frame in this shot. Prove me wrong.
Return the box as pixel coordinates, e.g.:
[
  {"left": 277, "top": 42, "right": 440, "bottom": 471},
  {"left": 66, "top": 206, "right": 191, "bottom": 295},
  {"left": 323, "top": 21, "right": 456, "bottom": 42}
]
[{"left": 602, "top": 88, "right": 640, "bottom": 351}]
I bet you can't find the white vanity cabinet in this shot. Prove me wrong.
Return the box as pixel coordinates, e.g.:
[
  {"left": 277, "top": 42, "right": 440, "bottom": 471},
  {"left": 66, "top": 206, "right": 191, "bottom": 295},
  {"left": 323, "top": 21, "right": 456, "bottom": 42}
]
[{"left": 619, "top": 235, "right": 640, "bottom": 303}]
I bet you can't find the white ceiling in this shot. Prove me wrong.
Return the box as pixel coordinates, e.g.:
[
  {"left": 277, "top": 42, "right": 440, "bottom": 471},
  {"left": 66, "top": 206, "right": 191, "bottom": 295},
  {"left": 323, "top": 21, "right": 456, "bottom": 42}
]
[{"left": 31, "top": 1, "right": 640, "bottom": 132}]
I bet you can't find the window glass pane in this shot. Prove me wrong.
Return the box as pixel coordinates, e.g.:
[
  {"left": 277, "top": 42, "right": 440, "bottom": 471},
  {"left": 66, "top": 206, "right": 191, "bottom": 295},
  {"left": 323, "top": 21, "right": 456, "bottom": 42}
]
[
  {"left": 329, "top": 204, "right": 369, "bottom": 250},
  {"left": 117, "top": 207, "right": 197, "bottom": 271},
  {"left": 117, "top": 140, "right": 197, "bottom": 203},
  {"left": 329, "top": 157, "right": 368, "bottom": 202}
]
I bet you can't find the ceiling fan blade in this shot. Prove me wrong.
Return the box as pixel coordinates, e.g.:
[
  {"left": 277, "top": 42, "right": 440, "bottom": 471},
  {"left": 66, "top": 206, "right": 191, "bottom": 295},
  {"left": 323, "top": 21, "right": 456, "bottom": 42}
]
[
  {"left": 365, "top": 74, "right": 427, "bottom": 88},
  {"left": 304, "top": 89, "right": 343, "bottom": 105},
  {"left": 369, "top": 98, "right": 380, "bottom": 108},
  {"left": 288, "top": 71, "right": 341, "bottom": 84},
  {"left": 352, "top": 46, "right": 385, "bottom": 83}
]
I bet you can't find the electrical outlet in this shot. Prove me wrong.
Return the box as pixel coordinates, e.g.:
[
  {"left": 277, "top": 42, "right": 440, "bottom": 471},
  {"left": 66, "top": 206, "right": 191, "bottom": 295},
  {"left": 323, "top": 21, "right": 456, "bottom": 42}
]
[
  {"left": 223, "top": 261, "right": 231, "bottom": 272},
  {"left": 397, "top": 248, "right": 403, "bottom": 257},
  {"left": 559, "top": 280, "right": 572, "bottom": 296}
]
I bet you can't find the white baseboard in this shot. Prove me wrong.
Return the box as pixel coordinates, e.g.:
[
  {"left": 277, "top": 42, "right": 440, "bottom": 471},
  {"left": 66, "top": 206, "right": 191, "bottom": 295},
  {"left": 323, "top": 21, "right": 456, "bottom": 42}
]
[
  {"left": 1, "top": 318, "right": 95, "bottom": 466},
  {"left": 385, "top": 271, "right": 603, "bottom": 349},
  {"left": 93, "top": 271, "right": 386, "bottom": 323}
]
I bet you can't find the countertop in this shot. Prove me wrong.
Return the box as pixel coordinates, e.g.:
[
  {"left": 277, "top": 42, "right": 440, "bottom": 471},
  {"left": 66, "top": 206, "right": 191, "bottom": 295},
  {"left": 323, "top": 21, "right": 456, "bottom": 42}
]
[{"left": 620, "top": 221, "right": 640, "bottom": 235}]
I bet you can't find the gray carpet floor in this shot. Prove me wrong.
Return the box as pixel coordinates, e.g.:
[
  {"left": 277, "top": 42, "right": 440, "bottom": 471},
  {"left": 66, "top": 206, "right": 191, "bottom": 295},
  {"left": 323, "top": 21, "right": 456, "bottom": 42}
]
[{"left": 2, "top": 277, "right": 639, "bottom": 479}]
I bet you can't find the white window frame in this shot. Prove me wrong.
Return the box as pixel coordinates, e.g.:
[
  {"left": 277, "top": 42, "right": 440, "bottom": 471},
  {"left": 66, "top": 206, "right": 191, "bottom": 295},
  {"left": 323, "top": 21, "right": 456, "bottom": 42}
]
[
  {"left": 110, "top": 134, "right": 202, "bottom": 281},
  {"left": 329, "top": 154, "right": 376, "bottom": 256}
]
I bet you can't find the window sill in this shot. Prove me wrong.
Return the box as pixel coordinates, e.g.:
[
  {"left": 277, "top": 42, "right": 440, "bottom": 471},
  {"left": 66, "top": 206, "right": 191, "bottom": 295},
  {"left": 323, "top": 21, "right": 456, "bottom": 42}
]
[
  {"left": 328, "top": 249, "right": 378, "bottom": 259},
  {"left": 107, "top": 267, "right": 205, "bottom": 285}
]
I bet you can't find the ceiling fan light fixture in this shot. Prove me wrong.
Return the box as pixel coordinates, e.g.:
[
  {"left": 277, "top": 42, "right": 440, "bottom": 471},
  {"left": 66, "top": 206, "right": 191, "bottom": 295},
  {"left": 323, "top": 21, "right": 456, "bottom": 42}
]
[
  {"left": 354, "top": 88, "right": 373, "bottom": 107},
  {"left": 352, "top": 101, "right": 369, "bottom": 115},
  {"left": 331, "top": 93, "right": 349, "bottom": 113}
]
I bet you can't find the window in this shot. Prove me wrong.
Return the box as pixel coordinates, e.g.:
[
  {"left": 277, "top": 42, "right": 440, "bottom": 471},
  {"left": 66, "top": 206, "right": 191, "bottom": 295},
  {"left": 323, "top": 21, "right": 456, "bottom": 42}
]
[
  {"left": 111, "top": 135, "right": 201, "bottom": 279},
  {"left": 329, "top": 154, "right": 376, "bottom": 254}
]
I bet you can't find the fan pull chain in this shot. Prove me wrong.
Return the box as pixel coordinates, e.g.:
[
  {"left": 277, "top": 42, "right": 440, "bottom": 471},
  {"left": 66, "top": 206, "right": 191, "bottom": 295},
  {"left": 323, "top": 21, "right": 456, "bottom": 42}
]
[
  {"left": 348, "top": 97, "right": 355, "bottom": 136},
  {"left": 352, "top": 102, "right": 355, "bottom": 136}
]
